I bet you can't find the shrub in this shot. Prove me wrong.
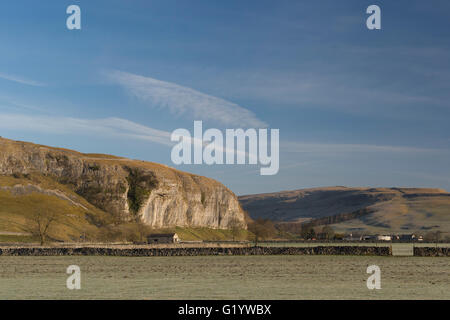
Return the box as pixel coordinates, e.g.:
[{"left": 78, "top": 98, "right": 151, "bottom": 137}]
[{"left": 124, "top": 167, "right": 158, "bottom": 217}]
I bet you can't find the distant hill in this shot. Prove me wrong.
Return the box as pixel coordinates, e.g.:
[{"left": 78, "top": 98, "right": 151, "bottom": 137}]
[
  {"left": 0, "top": 137, "right": 246, "bottom": 242},
  {"left": 239, "top": 187, "right": 450, "bottom": 235}
]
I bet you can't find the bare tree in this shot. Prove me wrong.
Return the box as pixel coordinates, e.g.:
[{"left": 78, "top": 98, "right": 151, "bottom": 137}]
[
  {"left": 424, "top": 231, "right": 442, "bottom": 243},
  {"left": 229, "top": 218, "right": 243, "bottom": 241},
  {"left": 121, "top": 221, "right": 152, "bottom": 244},
  {"left": 135, "top": 221, "right": 150, "bottom": 243},
  {"left": 248, "top": 218, "right": 277, "bottom": 246},
  {"left": 300, "top": 223, "right": 316, "bottom": 240},
  {"left": 27, "top": 210, "right": 58, "bottom": 245},
  {"left": 321, "top": 225, "right": 335, "bottom": 241}
]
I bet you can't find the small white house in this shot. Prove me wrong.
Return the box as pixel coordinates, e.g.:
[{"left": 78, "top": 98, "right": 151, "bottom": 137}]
[{"left": 377, "top": 235, "right": 392, "bottom": 241}]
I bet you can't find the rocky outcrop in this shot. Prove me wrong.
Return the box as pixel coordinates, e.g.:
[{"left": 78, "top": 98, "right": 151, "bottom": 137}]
[{"left": 0, "top": 137, "right": 246, "bottom": 229}]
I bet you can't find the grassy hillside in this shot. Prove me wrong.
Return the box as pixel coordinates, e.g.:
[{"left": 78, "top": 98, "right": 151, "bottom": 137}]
[
  {"left": 329, "top": 193, "right": 450, "bottom": 235},
  {"left": 0, "top": 174, "right": 111, "bottom": 242},
  {"left": 240, "top": 187, "right": 450, "bottom": 236}
]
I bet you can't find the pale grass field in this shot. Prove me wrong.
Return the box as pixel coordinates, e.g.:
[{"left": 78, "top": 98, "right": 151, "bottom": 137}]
[{"left": 0, "top": 255, "right": 448, "bottom": 300}]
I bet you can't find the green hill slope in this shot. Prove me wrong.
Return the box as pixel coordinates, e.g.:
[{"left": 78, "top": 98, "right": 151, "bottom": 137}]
[
  {"left": 0, "top": 173, "right": 111, "bottom": 242},
  {"left": 239, "top": 187, "right": 450, "bottom": 236}
]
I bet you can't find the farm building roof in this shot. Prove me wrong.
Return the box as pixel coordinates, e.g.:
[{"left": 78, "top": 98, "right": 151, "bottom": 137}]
[{"left": 147, "top": 233, "right": 177, "bottom": 238}]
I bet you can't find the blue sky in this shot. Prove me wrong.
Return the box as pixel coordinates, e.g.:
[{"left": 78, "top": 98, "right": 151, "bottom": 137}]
[{"left": 1, "top": 0, "right": 449, "bottom": 195}]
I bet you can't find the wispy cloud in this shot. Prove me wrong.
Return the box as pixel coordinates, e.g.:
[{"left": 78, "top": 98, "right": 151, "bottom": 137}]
[
  {"left": 394, "top": 171, "right": 450, "bottom": 185},
  {"left": 105, "top": 70, "right": 267, "bottom": 128},
  {"left": 0, "top": 72, "right": 46, "bottom": 87},
  {"left": 203, "top": 69, "right": 450, "bottom": 115},
  {"left": 0, "top": 114, "right": 172, "bottom": 146},
  {"left": 282, "top": 141, "right": 449, "bottom": 155},
  {"left": 0, "top": 95, "right": 48, "bottom": 113},
  {"left": 0, "top": 113, "right": 253, "bottom": 162}
]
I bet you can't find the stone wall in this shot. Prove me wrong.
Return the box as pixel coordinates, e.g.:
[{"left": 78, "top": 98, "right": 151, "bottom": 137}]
[
  {"left": 413, "top": 247, "right": 450, "bottom": 257},
  {"left": 0, "top": 246, "right": 391, "bottom": 256}
]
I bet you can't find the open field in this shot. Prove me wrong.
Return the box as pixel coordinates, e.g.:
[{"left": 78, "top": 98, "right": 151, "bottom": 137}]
[{"left": 0, "top": 255, "right": 448, "bottom": 299}]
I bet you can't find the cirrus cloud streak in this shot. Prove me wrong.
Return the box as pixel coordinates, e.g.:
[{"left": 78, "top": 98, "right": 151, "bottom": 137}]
[{"left": 105, "top": 70, "right": 267, "bottom": 128}]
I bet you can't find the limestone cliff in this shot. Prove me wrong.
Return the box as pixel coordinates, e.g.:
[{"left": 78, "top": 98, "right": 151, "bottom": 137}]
[{"left": 0, "top": 137, "right": 246, "bottom": 229}]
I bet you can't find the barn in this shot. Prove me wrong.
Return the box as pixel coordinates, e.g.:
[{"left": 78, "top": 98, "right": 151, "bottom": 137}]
[{"left": 147, "top": 233, "right": 180, "bottom": 244}]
